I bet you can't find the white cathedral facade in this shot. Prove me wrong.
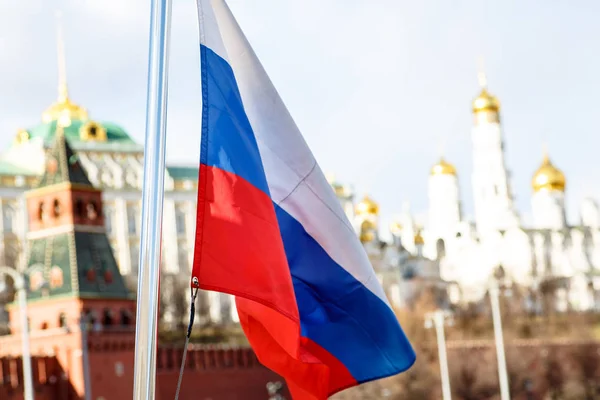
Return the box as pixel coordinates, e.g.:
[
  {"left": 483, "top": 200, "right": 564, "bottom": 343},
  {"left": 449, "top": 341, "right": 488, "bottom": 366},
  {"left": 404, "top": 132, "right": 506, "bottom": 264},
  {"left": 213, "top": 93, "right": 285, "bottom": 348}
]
[{"left": 350, "top": 72, "right": 600, "bottom": 313}]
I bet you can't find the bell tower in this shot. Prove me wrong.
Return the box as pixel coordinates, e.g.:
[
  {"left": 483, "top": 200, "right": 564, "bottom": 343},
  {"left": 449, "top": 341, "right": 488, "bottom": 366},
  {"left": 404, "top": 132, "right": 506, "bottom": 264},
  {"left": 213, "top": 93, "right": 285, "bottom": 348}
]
[{"left": 470, "top": 60, "right": 519, "bottom": 235}]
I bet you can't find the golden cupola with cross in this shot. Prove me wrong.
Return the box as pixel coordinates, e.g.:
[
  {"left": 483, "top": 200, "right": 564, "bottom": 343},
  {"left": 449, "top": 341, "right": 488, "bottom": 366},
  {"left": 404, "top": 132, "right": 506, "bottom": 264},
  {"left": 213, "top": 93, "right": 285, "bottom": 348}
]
[
  {"left": 532, "top": 149, "right": 566, "bottom": 193},
  {"left": 472, "top": 84, "right": 500, "bottom": 115},
  {"left": 356, "top": 195, "right": 380, "bottom": 217},
  {"left": 430, "top": 157, "right": 457, "bottom": 177},
  {"left": 531, "top": 147, "right": 567, "bottom": 229},
  {"left": 42, "top": 84, "right": 89, "bottom": 129},
  {"left": 472, "top": 60, "right": 500, "bottom": 125}
]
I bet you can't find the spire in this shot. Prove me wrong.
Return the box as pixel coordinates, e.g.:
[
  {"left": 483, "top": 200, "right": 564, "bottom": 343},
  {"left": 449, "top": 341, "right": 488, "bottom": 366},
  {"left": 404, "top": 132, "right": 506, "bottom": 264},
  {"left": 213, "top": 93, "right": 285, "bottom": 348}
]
[
  {"left": 41, "top": 11, "right": 88, "bottom": 125},
  {"left": 472, "top": 56, "right": 500, "bottom": 114},
  {"left": 542, "top": 142, "right": 549, "bottom": 164},
  {"left": 477, "top": 56, "right": 488, "bottom": 89},
  {"left": 56, "top": 11, "right": 69, "bottom": 103},
  {"left": 436, "top": 137, "right": 446, "bottom": 160},
  {"left": 35, "top": 124, "right": 92, "bottom": 189}
]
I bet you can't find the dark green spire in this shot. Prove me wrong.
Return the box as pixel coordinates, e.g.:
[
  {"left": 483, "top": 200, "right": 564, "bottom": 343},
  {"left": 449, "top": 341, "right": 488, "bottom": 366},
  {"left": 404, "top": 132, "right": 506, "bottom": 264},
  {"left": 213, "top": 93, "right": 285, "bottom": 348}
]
[{"left": 35, "top": 124, "right": 92, "bottom": 188}]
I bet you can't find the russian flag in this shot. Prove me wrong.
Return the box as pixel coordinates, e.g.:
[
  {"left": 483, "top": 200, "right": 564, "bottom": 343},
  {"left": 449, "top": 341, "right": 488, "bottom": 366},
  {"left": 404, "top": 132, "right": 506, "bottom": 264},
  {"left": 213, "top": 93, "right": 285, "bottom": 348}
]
[{"left": 191, "top": 0, "right": 416, "bottom": 398}]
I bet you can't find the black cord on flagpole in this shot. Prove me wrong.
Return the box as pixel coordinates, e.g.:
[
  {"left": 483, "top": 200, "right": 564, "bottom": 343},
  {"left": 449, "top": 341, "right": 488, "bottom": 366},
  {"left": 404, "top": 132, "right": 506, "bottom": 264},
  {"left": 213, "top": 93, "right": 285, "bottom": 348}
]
[{"left": 174, "top": 277, "right": 199, "bottom": 400}]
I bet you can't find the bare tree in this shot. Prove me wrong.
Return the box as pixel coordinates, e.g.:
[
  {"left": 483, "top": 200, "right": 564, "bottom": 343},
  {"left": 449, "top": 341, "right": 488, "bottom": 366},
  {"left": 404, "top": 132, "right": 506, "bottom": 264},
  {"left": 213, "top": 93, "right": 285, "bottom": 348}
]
[
  {"left": 543, "top": 350, "right": 565, "bottom": 400},
  {"left": 394, "top": 348, "right": 439, "bottom": 399},
  {"left": 389, "top": 289, "right": 441, "bottom": 399},
  {"left": 571, "top": 344, "right": 600, "bottom": 400},
  {"left": 450, "top": 349, "right": 498, "bottom": 400},
  {"left": 505, "top": 346, "right": 535, "bottom": 399},
  {"left": 159, "top": 273, "right": 189, "bottom": 332}
]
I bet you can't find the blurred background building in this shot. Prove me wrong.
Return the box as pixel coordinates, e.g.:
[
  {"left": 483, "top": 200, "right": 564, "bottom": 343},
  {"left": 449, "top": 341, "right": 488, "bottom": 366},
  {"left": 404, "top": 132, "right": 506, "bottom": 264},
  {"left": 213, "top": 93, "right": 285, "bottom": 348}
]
[
  {"left": 1, "top": 33, "right": 600, "bottom": 330},
  {"left": 352, "top": 70, "right": 600, "bottom": 315}
]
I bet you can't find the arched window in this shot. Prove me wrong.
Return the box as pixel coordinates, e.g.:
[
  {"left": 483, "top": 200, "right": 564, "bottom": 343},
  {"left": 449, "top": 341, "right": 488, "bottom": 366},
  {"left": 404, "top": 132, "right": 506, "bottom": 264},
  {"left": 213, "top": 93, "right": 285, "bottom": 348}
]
[
  {"left": 436, "top": 238, "right": 446, "bottom": 259},
  {"left": 87, "top": 201, "right": 98, "bottom": 221},
  {"left": 82, "top": 309, "right": 96, "bottom": 328},
  {"left": 102, "top": 308, "right": 113, "bottom": 327},
  {"left": 75, "top": 199, "right": 84, "bottom": 218},
  {"left": 59, "top": 312, "right": 68, "bottom": 328},
  {"left": 53, "top": 199, "right": 61, "bottom": 217},
  {"left": 120, "top": 309, "right": 132, "bottom": 326},
  {"left": 2, "top": 204, "right": 15, "bottom": 232},
  {"left": 38, "top": 201, "right": 45, "bottom": 221}
]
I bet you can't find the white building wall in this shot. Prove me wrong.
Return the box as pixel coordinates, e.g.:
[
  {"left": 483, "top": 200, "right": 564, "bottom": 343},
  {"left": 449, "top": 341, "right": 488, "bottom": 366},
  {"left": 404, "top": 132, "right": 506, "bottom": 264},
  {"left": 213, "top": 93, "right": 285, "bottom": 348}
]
[
  {"left": 532, "top": 190, "right": 566, "bottom": 230},
  {"left": 471, "top": 115, "right": 519, "bottom": 234},
  {"left": 581, "top": 198, "right": 600, "bottom": 228},
  {"left": 428, "top": 174, "right": 461, "bottom": 239}
]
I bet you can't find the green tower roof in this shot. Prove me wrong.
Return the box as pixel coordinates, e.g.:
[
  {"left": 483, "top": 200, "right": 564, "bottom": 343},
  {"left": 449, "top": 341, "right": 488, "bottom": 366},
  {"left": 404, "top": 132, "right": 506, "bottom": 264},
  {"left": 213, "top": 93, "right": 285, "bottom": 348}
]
[
  {"left": 23, "top": 119, "right": 143, "bottom": 152},
  {"left": 26, "top": 232, "right": 131, "bottom": 301},
  {"left": 35, "top": 126, "right": 92, "bottom": 188}
]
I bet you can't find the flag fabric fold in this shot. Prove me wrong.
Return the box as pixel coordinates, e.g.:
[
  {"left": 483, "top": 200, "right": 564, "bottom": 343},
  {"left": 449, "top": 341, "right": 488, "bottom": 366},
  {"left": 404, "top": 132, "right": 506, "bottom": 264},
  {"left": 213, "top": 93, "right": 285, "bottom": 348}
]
[{"left": 191, "top": 0, "right": 416, "bottom": 398}]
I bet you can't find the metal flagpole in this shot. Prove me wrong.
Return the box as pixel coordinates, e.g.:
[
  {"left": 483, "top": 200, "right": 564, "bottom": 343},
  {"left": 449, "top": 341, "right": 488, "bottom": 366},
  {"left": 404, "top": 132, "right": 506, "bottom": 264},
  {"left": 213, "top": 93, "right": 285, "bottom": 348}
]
[
  {"left": 425, "top": 310, "right": 452, "bottom": 400},
  {"left": 490, "top": 281, "right": 510, "bottom": 400},
  {"left": 132, "top": 0, "right": 173, "bottom": 398}
]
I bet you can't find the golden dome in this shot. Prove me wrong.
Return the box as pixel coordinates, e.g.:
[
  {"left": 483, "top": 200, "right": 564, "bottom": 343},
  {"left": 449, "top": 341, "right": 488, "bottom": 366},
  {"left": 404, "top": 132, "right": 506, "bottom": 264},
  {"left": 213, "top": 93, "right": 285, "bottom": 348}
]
[
  {"left": 13, "top": 129, "right": 30, "bottom": 145},
  {"left": 472, "top": 63, "right": 500, "bottom": 114},
  {"left": 472, "top": 88, "right": 500, "bottom": 114},
  {"left": 532, "top": 152, "right": 566, "bottom": 193},
  {"left": 414, "top": 231, "right": 424, "bottom": 245},
  {"left": 356, "top": 195, "right": 379, "bottom": 216},
  {"left": 430, "top": 158, "right": 457, "bottom": 176},
  {"left": 360, "top": 220, "right": 376, "bottom": 243},
  {"left": 390, "top": 221, "right": 403, "bottom": 235},
  {"left": 42, "top": 85, "right": 89, "bottom": 127},
  {"left": 360, "top": 231, "right": 375, "bottom": 243}
]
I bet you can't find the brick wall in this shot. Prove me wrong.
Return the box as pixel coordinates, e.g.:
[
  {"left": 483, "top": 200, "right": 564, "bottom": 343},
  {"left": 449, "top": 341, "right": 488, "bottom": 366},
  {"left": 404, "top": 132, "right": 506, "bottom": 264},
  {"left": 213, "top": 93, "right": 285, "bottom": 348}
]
[{"left": 0, "top": 345, "right": 290, "bottom": 400}]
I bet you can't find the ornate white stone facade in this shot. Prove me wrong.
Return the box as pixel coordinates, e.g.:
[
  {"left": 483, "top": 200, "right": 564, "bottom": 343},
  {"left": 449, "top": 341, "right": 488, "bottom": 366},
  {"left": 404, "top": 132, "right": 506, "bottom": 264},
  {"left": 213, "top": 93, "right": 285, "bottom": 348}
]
[
  {"left": 399, "top": 74, "right": 600, "bottom": 311},
  {"left": 344, "top": 72, "right": 600, "bottom": 313}
]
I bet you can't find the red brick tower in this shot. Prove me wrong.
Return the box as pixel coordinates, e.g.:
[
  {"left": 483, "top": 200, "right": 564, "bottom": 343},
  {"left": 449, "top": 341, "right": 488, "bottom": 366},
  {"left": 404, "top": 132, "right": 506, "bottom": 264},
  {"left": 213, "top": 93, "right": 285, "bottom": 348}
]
[
  {"left": 0, "top": 126, "right": 288, "bottom": 400},
  {"left": 0, "top": 126, "right": 136, "bottom": 399}
]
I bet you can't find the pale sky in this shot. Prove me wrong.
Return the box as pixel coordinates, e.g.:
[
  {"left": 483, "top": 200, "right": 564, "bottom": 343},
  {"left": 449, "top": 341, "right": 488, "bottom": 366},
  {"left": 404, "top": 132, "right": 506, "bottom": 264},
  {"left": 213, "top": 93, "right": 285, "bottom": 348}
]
[{"left": 0, "top": 0, "right": 599, "bottom": 233}]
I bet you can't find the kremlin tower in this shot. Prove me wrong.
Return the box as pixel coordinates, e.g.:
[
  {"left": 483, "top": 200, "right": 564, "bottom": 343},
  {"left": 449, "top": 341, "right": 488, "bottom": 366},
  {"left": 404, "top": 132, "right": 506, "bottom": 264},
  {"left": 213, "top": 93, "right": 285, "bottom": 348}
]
[{"left": 470, "top": 67, "right": 520, "bottom": 235}]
